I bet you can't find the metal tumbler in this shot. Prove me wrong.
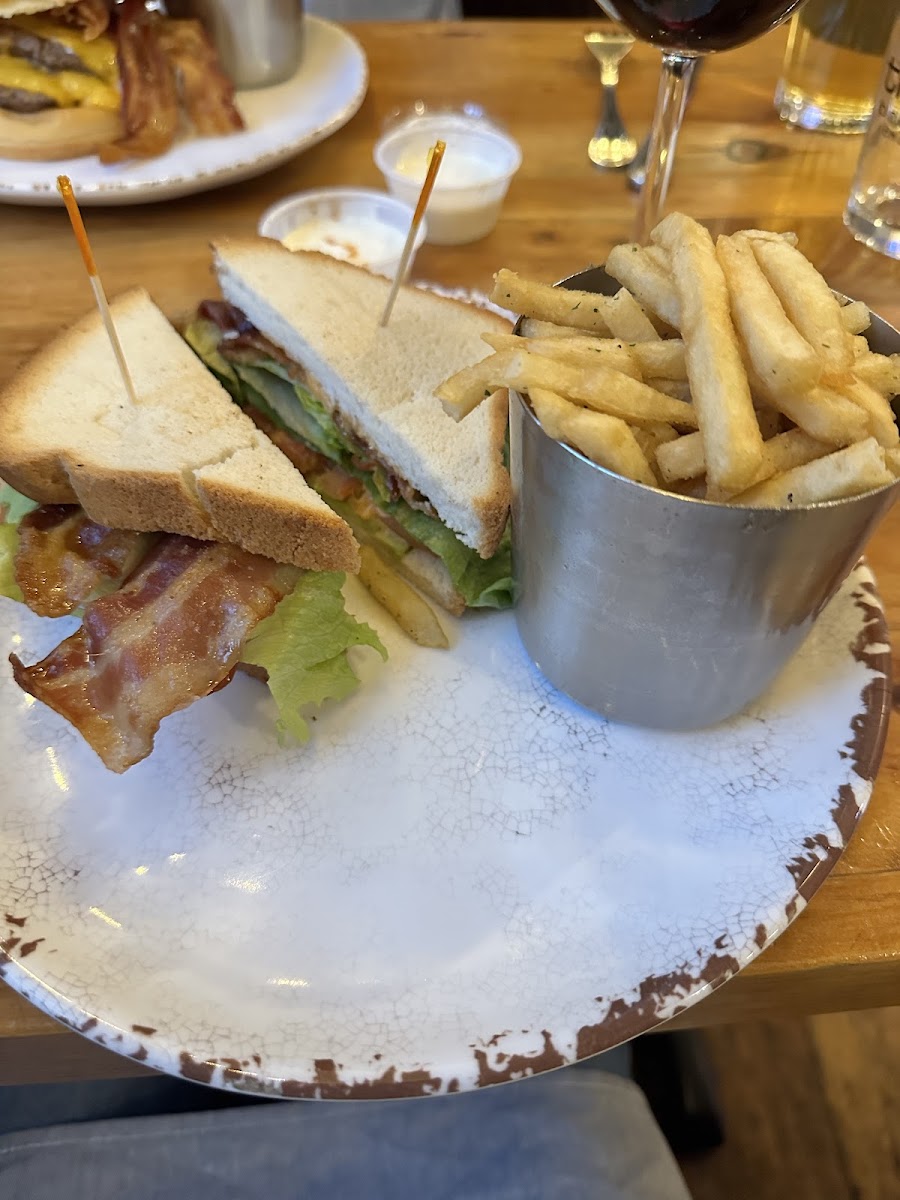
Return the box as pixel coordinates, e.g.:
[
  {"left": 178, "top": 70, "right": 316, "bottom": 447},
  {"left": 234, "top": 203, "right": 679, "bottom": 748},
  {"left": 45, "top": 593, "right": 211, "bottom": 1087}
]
[
  {"left": 168, "top": 0, "right": 304, "bottom": 90},
  {"left": 510, "top": 267, "right": 900, "bottom": 731}
]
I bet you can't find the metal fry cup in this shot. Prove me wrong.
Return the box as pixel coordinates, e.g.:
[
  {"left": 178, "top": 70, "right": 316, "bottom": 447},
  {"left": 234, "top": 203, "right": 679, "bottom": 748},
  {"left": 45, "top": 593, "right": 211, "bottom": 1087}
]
[
  {"left": 167, "top": 0, "right": 304, "bottom": 90},
  {"left": 510, "top": 267, "right": 899, "bottom": 731}
]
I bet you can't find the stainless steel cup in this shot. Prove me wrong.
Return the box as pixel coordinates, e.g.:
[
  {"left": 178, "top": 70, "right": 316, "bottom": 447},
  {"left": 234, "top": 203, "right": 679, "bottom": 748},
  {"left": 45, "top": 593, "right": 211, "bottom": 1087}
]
[
  {"left": 510, "top": 266, "right": 899, "bottom": 731},
  {"left": 167, "top": 0, "right": 304, "bottom": 90}
]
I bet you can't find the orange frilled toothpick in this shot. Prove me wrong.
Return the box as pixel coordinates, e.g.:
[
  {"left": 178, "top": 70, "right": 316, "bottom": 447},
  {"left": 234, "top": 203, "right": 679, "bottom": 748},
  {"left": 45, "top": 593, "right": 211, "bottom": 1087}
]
[
  {"left": 57, "top": 175, "right": 138, "bottom": 404},
  {"left": 379, "top": 139, "right": 446, "bottom": 328}
]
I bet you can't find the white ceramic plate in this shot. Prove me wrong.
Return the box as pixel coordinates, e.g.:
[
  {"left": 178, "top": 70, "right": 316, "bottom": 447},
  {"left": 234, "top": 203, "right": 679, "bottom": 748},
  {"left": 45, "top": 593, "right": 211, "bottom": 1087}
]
[
  {"left": 0, "top": 562, "right": 889, "bottom": 1098},
  {"left": 0, "top": 17, "right": 367, "bottom": 206}
]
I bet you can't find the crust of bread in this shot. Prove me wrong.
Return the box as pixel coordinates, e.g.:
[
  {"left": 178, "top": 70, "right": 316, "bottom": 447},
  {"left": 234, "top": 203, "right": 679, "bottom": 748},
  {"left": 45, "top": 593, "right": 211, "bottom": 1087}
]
[
  {"left": 212, "top": 239, "right": 511, "bottom": 559},
  {"left": 0, "top": 107, "right": 122, "bottom": 162},
  {"left": 0, "top": 289, "right": 359, "bottom": 572}
]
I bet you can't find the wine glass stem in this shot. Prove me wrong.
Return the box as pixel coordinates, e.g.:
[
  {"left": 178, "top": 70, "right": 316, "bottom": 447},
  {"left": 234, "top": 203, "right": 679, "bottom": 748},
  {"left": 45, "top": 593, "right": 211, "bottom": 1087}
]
[{"left": 636, "top": 51, "right": 699, "bottom": 243}]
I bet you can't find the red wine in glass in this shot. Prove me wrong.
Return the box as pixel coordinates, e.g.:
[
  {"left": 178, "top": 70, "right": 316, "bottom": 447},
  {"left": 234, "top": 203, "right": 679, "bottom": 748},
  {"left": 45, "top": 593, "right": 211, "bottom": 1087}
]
[
  {"left": 597, "top": 0, "right": 805, "bottom": 237},
  {"left": 601, "top": 0, "right": 806, "bottom": 53}
]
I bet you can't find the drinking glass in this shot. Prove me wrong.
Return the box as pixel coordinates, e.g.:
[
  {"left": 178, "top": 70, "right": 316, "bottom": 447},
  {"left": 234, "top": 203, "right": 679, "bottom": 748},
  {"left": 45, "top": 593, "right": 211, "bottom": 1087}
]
[
  {"left": 776, "top": 0, "right": 897, "bottom": 134},
  {"left": 596, "top": 0, "right": 807, "bottom": 239},
  {"left": 844, "top": 16, "right": 900, "bottom": 259}
]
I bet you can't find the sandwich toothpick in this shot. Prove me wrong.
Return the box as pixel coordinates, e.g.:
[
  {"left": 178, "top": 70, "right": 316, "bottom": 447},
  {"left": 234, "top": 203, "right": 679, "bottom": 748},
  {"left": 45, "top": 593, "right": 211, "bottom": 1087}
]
[
  {"left": 57, "top": 175, "right": 137, "bottom": 405},
  {"left": 379, "top": 139, "right": 445, "bottom": 328}
]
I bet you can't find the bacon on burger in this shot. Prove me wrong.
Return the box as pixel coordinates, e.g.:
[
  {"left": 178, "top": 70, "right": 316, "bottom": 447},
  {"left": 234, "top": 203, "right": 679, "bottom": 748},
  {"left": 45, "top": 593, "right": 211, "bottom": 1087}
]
[{"left": 0, "top": 0, "right": 243, "bottom": 162}]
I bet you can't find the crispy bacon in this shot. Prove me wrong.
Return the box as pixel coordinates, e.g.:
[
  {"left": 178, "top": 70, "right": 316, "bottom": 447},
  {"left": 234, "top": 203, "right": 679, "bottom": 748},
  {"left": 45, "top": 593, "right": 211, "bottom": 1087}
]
[
  {"left": 100, "top": 0, "right": 179, "bottom": 164},
  {"left": 11, "top": 536, "right": 299, "bottom": 773},
  {"left": 15, "top": 505, "right": 154, "bottom": 618},
  {"left": 62, "top": 0, "right": 111, "bottom": 41},
  {"left": 199, "top": 300, "right": 299, "bottom": 374},
  {"left": 157, "top": 19, "right": 243, "bottom": 136}
]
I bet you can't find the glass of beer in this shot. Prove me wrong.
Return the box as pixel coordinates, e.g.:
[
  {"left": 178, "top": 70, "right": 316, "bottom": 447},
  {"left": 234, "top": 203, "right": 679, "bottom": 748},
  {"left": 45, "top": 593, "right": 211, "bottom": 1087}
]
[{"left": 776, "top": 0, "right": 898, "bottom": 133}]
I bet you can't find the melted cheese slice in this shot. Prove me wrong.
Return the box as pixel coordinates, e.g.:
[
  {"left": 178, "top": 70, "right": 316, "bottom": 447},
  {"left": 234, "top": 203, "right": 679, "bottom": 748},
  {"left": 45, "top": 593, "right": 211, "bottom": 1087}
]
[
  {"left": 9, "top": 17, "right": 117, "bottom": 82},
  {"left": 0, "top": 52, "right": 119, "bottom": 110}
]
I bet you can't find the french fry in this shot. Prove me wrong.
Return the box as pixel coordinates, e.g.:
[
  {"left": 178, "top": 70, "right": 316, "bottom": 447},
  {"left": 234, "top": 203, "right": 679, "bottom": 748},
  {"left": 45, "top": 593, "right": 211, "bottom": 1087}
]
[
  {"left": 493, "top": 350, "right": 699, "bottom": 428},
  {"left": 851, "top": 335, "right": 869, "bottom": 359},
  {"left": 737, "top": 229, "right": 799, "bottom": 247},
  {"left": 748, "top": 237, "right": 853, "bottom": 375},
  {"left": 655, "top": 432, "right": 705, "bottom": 483},
  {"left": 644, "top": 245, "right": 671, "bottom": 270},
  {"left": 645, "top": 421, "right": 679, "bottom": 446},
  {"left": 854, "top": 352, "right": 900, "bottom": 397},
  {"left": 653, "top": 212, "right": 764, "bottom": 492},
  {"left": 657, "top": 428, "right": 830, "bottom": 487},
  {"left": 358, "top": 545, "right": 449, "bottom": 649},
  {"left": 605, "top": 288, "right": 660, "bottom": 342},
  {"left": 630, "top": 339, "right": 687, "bottom": 380},
  {"left": 482, "top": 332, "right": 642, "bottom": 379},
  {"left": 717, "top": 233, "right": 821, "bottom": 395},
  {"left": 840, "top": 300, "right": 871, "bottom": 335},
  {"left": 729, "top": 438, "right": 893, "bottom": 508},
  {"left": 631, "top": 421, "right": 678, "bottom": 463},
  {"left": 501, "top": 330, "right": 688, "bottom": 383},
  {"left": 755, "top": 405, "right": 783, "bottom": 440},
  {"left": 520, "top": 318, "right": 595, "bottom": 340},
  {"left": 750, "top": 370, "right": 869, "bottom": 447},
  {"left": 605, "top": 243, "right": 681, "bottom": 329},
  {"left": 652, "top": 379, "right": 692, "bottom": 401},
  {"left": 529, "top": 388, "right": 656, "bottom": 486},
  {"left": 840, "top": 376, "right": 900, "bottom": 447},
  {"left": 437, "top": 350, "right": 520, "bottom": 420},
  {"left": 885, "top": 448, "right": 900, "bottom": 477},
  {"left": 491, "top": 269, "right": 614, "bottom": 334}
]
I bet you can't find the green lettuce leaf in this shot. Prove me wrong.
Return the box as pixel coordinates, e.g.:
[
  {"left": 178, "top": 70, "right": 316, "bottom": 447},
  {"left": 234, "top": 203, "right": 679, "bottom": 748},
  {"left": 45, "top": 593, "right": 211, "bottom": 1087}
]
[
  {"left": 0, "top": 524, "right": 22, "bottom": 603},
  {"left": 182, "top": 318, "right": 244, "bottom": 394},
  {"left": 241, "top": 571, "right": 387, "bottom": 744},
  {"left": 183, "top": 320, "right": 515, "bottom": 610},
  {"left": 0, "top": 483, "right": 37, "bottom": 603},
  {"left": 0, "top": 482, "right": 37, "bottom": 526},
  {"left": 374, "top": 499, "right": 513, "bottom": 610}
]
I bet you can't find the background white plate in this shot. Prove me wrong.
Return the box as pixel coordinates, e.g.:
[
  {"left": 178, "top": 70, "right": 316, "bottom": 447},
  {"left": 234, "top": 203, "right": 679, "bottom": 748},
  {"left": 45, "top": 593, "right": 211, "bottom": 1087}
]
[
  {"left": 0, "top": 563, "right": 889, "bottom": 1098},
  {"left": 0, "top": 16, "right": 367, "bottom": 206}
]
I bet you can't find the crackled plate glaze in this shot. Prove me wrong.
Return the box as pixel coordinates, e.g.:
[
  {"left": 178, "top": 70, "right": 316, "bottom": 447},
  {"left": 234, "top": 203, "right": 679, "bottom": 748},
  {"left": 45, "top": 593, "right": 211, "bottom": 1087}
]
[
  {"left": 0, "top": 564, "right": 890, "bottom": 1098},
  {"left": 0, "top": 18, "right": 367, "bottom": 207}
]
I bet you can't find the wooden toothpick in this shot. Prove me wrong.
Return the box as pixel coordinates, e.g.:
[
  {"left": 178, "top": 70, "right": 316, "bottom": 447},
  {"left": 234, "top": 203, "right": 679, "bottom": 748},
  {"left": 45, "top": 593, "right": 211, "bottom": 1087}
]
[
  {"left": 379, "top": 140, "right": 446, "bottom": 328},
  {"left": 57, "top": 175, "right": 137, "bottom": 404}
]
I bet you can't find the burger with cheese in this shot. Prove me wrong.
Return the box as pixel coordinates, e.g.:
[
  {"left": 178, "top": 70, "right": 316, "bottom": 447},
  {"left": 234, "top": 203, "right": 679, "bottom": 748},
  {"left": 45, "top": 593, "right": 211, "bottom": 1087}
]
[{"left": 0, "top": 0, "right": 243, "bottom": 162}]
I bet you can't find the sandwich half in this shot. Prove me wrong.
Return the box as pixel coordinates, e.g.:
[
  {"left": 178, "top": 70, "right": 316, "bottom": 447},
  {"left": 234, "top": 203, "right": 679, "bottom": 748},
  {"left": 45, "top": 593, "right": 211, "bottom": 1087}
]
[
  {"left": 184, "top": 240, "right": 514, "bottom": 618},
  {"left": 0, "top": 289, "right": 384, "bottom": 772}
]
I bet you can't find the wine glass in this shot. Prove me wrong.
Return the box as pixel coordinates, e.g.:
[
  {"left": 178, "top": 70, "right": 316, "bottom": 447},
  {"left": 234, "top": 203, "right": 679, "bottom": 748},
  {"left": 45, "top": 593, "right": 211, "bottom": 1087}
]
[{"left": 597, "top": 0, "right": 808, "bottom": 240}]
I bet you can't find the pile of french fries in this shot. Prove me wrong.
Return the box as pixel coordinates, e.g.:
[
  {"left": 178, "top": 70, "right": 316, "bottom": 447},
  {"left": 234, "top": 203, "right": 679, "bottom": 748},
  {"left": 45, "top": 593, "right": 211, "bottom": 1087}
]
[{"left": 438, "top": 213, "right": 900, "bottom": 507}]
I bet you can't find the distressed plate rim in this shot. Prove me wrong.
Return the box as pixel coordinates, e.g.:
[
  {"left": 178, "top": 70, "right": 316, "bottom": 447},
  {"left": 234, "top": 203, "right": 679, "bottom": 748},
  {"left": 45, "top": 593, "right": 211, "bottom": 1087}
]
[{"left": 0, "top": 563, "right": 890, "bottom": 1099}]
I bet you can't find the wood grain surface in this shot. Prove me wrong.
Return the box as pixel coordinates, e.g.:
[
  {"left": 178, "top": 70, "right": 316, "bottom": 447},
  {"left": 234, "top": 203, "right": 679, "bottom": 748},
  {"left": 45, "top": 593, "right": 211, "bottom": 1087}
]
[{"left": 0, "top": 19, "right": 898, "bottom": 1084}]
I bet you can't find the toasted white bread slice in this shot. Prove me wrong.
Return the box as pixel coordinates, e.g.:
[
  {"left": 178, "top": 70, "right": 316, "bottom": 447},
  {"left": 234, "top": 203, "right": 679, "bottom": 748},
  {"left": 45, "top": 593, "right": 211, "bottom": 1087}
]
[
  {"left": 212, "top": 239, "right": 511, "bottom": 559},
  {"left": 0, "top": 288, "right": 358, "bottom": 573}
]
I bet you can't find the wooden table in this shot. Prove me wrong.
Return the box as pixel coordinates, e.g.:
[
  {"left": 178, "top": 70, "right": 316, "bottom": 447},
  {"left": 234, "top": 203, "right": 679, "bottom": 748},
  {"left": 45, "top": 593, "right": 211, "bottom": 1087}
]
[{"left": 1, "top": 20, "right": 899, "bottom": 1086}]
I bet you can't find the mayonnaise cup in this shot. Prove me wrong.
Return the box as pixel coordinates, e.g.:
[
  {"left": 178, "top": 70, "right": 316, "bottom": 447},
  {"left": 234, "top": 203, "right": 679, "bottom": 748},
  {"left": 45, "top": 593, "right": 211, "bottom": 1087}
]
[
  {"left": 257, "top": 187, "right": 424, "bottom": 278},
  {"left": 374, "top": 111, "right": 521, "bottom": 246}
]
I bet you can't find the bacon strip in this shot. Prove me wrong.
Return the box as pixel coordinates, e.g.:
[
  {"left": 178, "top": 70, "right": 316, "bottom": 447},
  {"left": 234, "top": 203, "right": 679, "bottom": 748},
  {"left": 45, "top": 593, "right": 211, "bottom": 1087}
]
[
  {"left": 15, "top": 505, "right": 155, "bottom": 618},
  {"left": 100, "top": 0, "right": 179, "bottom": 164},
  {"left": 199, "top": 300, "right": 298, "bottom": 373},
  {"left": 157, "top": 19, "right": 244, "bottom": 136},
  {"left": 63, "top": 0, "right": 111, "bottom": 41},
  {"left": 11, "top": 536, "right": 299, "bottom": 773}
]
